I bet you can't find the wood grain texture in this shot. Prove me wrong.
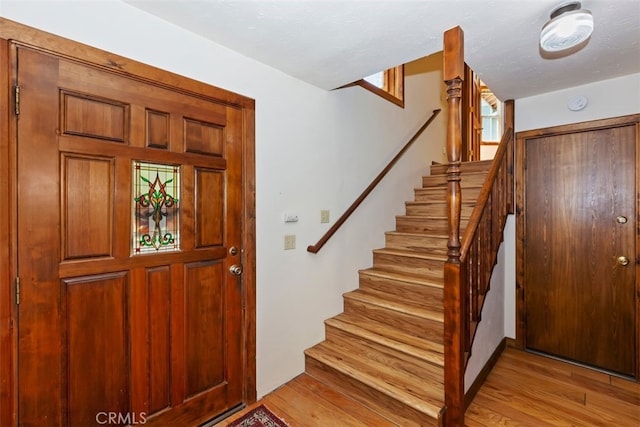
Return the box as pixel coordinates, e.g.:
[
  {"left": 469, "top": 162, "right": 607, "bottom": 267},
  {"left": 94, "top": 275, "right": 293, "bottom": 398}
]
[
  {"left": 302, "top": 154, "right": 492, "bottom": 425},
  {"left": 12, "top": 41, "right": 251, "bottom": 427},
  {"left": 525, "top": 125, "right": 636, "bottom": 376},
  {"left": 218, "top": 349, "right": 640, "bottom": 427},
  {"left": 466, "top": 348, "right": 640, "bottom": 427},
  {"left": 0, "top": 18, "right": 256, "bottom": 424},
  {"left": 216, "top": 375, "right": 397, "bottom": 427},
  {"left": 0, "top": 38, "right": 15, "bottom": 427},
  {"left": 516, "top": 115, "right": 640, "bottom": 379}
]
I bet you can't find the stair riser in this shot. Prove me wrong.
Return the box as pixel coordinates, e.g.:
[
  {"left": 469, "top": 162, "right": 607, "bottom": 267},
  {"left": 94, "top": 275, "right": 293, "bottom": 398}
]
[
  {"left": 305, "top": 356, "right": 439, "bottom": 427},
  {"left": 414, "top": 188, "right": 480, "bottom": 202},
  {"left": 405, "top": 202, "right": 475, "bottom": 217},
  {"left": 384, "top": 233, "right": 448, "bottom": 254},
  {"left": 358, "top": 273, "right": 443, "bottom": 313},
  {"left": 422, "top": 173, "right": 487, "bottom": 188},
  {"left": 373, "top": 252, "right": 445, "bottom": 279},
  {"left": 325, "top": 324, "right": 444, "bottom": 374},
  {"left": 395, "top": 217, "right": 468, "bottom": 235},
  {"left": 343, "top": 300, "right": 444, "bottom": 344}
]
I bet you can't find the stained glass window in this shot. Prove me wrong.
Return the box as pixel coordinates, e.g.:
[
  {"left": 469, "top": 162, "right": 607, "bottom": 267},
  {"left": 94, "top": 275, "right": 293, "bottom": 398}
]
[{"left": 132, "top": 161, "right": 180, "bottom": 254}]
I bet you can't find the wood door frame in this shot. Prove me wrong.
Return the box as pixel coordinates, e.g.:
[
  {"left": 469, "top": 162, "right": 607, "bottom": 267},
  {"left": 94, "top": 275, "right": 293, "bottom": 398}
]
[
  {"left": 515, "top": 113, "right": 640, "bottom": 381},
  {"left": 0, "top": 18, "right": 257, "bottom": 425}
]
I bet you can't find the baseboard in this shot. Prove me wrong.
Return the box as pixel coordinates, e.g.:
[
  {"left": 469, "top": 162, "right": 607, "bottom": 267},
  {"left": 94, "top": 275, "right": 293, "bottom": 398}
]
[
  {"left": 506, "top": 337, "right": 521, "bottom": 349},
  {"left": 464, "top": 337, "right": 507, "bottom": 409}
]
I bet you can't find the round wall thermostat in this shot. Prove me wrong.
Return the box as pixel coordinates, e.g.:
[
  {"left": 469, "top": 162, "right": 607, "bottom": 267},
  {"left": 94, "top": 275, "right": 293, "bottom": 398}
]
[{"left": 567, "top": 95, "right": 588, "bottom": 111}]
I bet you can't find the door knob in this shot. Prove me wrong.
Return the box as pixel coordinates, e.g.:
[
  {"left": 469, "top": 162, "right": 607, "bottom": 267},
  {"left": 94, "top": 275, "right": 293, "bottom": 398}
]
[
  {"left": 617, "top": 256, "right": 630, "bottom": 266},
  {"left": 229, "top": 264, "right": 243, "bottom": 275},
  {"left": 616, "top": 215, "right": 628, "bottom": 224}
]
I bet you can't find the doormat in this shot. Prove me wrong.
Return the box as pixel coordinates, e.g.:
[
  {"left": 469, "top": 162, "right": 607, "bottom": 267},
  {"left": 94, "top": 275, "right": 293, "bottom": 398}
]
[{"left": 227, "top": 404, "right": 289, "bottom": 427}]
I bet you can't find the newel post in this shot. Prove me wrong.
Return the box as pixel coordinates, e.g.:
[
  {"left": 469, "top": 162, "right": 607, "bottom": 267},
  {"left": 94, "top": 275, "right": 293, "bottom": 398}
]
[{"left": 443, "top": 26, "right": 465, "bottom": 427}]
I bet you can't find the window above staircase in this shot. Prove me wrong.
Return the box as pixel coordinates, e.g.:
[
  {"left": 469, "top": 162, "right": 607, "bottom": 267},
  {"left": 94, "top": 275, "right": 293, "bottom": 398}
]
[{"left": 355, "top": 65, "right": 404, "bottom": 108}]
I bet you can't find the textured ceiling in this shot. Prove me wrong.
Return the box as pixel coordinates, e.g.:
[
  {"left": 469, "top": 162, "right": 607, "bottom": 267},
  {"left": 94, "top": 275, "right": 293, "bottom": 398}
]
[{"left": 124, "top": 0, "right": 640, "bottom": 101}]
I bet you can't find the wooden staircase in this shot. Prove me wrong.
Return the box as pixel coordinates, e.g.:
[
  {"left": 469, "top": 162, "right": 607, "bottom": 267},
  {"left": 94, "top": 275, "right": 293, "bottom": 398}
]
[{"left": 304, "top": 160, "right": 493, "bottom": 426}]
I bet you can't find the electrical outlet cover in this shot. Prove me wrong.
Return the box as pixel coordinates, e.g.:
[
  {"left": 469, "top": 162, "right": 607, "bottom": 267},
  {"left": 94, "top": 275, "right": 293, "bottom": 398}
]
[{"left": 284, "top": 234, "right": 296, "bottom": 250}]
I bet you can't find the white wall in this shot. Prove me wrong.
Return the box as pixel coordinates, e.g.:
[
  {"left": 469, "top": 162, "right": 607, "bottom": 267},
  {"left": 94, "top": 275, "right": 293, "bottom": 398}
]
[
  {"left": 1, "top": 1, "right": 448, "bottom": 397},
  {"left": 502, "top": 73, "right": 640, "bottom": 339},
  {"left": 516, "top": 73, "right": 640, "bottom": 132},
  {"left": 464, "top": 216, "right": 513, "bottom": 391}
]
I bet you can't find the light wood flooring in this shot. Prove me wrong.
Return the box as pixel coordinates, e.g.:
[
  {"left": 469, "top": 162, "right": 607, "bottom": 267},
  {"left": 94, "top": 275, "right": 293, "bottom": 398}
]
[{"left": 216, "top": 347, "right": 640, "bottom": 426}]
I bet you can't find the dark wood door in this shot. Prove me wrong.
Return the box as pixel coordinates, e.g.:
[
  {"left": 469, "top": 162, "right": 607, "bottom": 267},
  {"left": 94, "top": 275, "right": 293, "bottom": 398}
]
[
  {"left": 16, "top": 45, "right": 244, "bottom": 426},
  {"left": 524, "top": 124, "right": 637, "bottom": 377}
]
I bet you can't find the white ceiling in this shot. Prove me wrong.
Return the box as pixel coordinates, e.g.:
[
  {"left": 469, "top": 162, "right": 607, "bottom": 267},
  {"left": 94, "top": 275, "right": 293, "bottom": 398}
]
[{"left": 124, "top": 0, "right": 640, "bottom": 101}]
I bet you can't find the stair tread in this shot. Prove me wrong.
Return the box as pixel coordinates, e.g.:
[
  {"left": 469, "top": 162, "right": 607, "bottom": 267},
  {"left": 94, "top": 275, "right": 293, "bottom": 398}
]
[
  {"left": 425, "top": 171, "right": 488, "bottom": 178},
  {"left": 343, "top": 289, "right": 444, "bottom": 323},
  {"left": 421, "top": 184, "right": 486, "bottom": 190},
  {"left": 397, "top": 215, "right": 469, "bottom": 220},
  {"left": 422, "top": 174, "right": 489, "bottom": 188},
  {"left": 305, "top": 342, "right": 444, "bottom": 418},
  {"left": 429, "top": 159, "right": 493, "bottom": 175},
  {"left": 406, "top": 200, "right": 477, "bottom": 206},
  {"left": 359, "top": 268, "right": 444, "bottom": 289},
  {"left": 327, "top": 314, "right": 445, "bottom": 367},
  {"left": 372, "top": 247, "right": 447, "bottom": 262},
  {"left": 385, "top": 230, "right": 448, "bottom": 238}
]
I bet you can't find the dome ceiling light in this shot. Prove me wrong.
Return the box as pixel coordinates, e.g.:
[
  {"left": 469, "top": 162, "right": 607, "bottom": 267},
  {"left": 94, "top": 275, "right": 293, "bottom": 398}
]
[{"left": 540, "top": 1, "right": 594, "bottom": 53}]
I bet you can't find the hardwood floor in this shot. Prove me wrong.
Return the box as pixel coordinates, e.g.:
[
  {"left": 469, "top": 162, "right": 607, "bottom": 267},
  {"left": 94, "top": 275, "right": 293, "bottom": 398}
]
[
  {"left": 215, "top": 374, "right": 395, "bottom": 427},
  {"left": 465, "top": 347, "right": 639, "bottom": 426},
  {"left": 216, "top": 347, "right": 640, "bottom": 426}
]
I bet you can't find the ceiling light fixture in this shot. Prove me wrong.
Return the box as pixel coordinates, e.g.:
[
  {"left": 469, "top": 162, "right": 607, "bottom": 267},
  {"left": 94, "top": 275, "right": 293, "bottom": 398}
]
[{"left": 540, "top": 1, "right": 594, "bottom": 53}]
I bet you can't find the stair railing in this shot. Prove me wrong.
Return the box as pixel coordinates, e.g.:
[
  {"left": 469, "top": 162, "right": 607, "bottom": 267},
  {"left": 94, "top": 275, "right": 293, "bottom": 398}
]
[
  {"left": 307, "top": 108, "right": 441, "bottom": 253},
  {"left": 461, "top": 126, "right": 513, "bottom": 345},
  {"left": 442, "top": 26, "right": 514, "bottom": 426}
]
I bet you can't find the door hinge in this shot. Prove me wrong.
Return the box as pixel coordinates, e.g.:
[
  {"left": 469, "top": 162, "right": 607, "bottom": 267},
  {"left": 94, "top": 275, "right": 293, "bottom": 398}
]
[
  {"left": 14, "top": 85, "right": 20, "bottom": 116},
  {"left": 15, "top": 277, "right": 20, "bottom": 305}
]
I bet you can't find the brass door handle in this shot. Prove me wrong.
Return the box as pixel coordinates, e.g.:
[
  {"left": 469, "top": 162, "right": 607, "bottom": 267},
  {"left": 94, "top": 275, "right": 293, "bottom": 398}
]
[
  {"left": 617, "top": 256, "right": 630, "bottom": 266},
  {"left": 229, "top": 264, "right": 243, "bottom": 275}
]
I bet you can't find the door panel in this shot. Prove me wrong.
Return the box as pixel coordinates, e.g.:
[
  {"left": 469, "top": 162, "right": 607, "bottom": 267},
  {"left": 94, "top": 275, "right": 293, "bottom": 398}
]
[
  {"left": 16, "top": 45, "right": 243, "bottom": 426},
  {"left": 524, "top": 125, "right": 636, "bottom": 377},
  {"left": 64, "top": 273, "right": 129, "bottom": 427},
  {"left": 62, "top": 154, "right": 114, "bottom": 259},
  {"left": 184, "top": 260, "right": 226, "bottom": 397}
]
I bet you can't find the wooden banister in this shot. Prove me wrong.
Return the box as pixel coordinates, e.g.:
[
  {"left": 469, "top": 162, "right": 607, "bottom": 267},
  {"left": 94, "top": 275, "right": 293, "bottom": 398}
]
[
  {"left": 459, "top": 126, "right": 513, "bottom": 346},
  {"left": 307, "top": 108, "right": 441, "bottom": 253},
  {"left": 442, "top": 26, "right": 515, "bottom": 426},
  {"left": 443, "top": 25, "right": 466, "bottom": 427},
  {"left": 460, "top": 129, "right": 513, "bottom": 258}
]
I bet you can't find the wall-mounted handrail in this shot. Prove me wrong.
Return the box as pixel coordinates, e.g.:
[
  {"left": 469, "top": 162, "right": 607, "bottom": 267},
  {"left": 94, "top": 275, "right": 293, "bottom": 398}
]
[{"left": 307, "top": 108, "right": 441, "bottom": 253}]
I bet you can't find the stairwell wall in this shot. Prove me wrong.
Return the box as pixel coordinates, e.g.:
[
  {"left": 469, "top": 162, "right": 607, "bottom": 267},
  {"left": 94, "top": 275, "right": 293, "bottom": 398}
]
[{"left": 1, "top": 1, "right": 449, "bottom": 398}]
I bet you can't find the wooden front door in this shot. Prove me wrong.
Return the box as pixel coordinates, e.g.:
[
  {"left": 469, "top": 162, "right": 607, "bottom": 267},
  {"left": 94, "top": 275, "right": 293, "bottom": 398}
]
[
  {"left": 15, "top": 44, "right": 248, "bottom": 426},
  {"left": 519, "top": 118, "right": 638, "bottom": 378}
]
